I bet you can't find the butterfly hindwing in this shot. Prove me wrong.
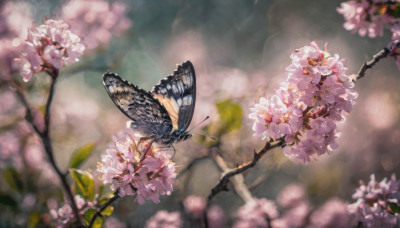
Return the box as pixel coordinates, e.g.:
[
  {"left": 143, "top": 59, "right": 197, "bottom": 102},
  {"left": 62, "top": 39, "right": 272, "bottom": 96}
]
[
  {"left": 103, "top": 72, "right": 173, "bottom": 137},
  {"left": 152, "top": 61, "right": 196, "bottom": 133}
]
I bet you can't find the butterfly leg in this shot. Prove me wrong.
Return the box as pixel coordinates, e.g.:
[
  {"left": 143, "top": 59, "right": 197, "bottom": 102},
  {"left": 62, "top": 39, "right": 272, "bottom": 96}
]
[{"left": 139, "top": 135, "right": 156, "bottom": 161}]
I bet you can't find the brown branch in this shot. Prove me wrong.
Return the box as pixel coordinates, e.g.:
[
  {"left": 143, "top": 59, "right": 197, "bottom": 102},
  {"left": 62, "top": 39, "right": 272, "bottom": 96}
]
[
  {"left": 88, "top": 190, "right": 120, "bottom": 228},
  {"left": 355, "top": 40, "right": 400, "bottom": 81},
  {"left": 12, "top": 72, "right": 81, "bottom": 225},
  {"left": 203, "top": 139, "right": 285, "bottom": 227}
]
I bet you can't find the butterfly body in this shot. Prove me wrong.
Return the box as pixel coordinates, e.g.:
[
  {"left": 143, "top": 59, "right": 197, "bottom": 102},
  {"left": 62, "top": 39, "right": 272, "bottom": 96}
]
[{"left": 103, "top": 61, "right": 196, "bottom": 145}]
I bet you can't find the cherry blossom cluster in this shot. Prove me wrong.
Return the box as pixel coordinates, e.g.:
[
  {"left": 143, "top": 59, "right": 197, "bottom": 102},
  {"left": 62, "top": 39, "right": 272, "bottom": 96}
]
[
  {"left": 249, "top": 42, "right": 358, "bottom": 164},
  {"left": 145, "top": 210, "right": 182, "bottom": 228},
  {"left": 61, "top": 0, "right": 132, "bottom": 49},
  {"left": 233, "top": 198, "right": 279, "bottom": 228},
  {"left": 233, "top": 184, "right": 350, "bottom": 227},
  {"left": 349, "top": 174, "right": 400, "bottom": 228},
  {"left": 16, "top": 19, "right": 85, "bottom": 82},
  {"left": 183, "top": 195, "right": 206, "bottom": 219},
  {"left": 337, "top": 0, "right": 400, "bottom": 38},
  {"left": 97, "top": 129, "right": 178, "bottom": 204},
  {"left": 390, "top": 24, "right": 400, "bottom": 69},
  {"left": 49, "top": 195, "right": 91, "bottom": 228}
]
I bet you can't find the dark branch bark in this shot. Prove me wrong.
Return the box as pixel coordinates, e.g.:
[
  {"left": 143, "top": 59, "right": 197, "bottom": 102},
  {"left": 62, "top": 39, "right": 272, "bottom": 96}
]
[
  {"left": 88, "top": 191, "right": 120, "bottom": 228},
  {"left": 356, "top": 41, "right": 400, "bottom": 81},
  {"left": 12, "top": 72, "right": 81, "bottom": 225},
  {"left": 203, "top": 139, "right": 285, "bottom": 227}
]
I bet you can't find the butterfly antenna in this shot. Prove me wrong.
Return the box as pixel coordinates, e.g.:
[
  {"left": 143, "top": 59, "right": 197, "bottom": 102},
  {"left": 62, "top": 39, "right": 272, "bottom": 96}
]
[{"left": 187, "top": 116, "right": 210, "bottom": 132}]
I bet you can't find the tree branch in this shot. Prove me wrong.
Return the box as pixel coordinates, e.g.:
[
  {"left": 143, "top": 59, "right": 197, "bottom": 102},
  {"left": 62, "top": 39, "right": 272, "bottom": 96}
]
[
  {"left": 203, "top": 139, "right": 285, "bottom": 227},
  {"left": 88, "top": 190, "right": 120, "bottom": 228},
  {"left": 356, "top": 41, "right": 400, "bottom": 81}
]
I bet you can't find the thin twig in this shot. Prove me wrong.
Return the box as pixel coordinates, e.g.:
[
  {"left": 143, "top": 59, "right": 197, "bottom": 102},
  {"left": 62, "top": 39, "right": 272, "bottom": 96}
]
[
  {"left": 12, "top": 73, "right": 81, "bottom": 225},
  {"left": 203, "top": 139, "right": 285, "bottom": 227},
  {"left": 88, "top": 190, "right": 120, "bottom": 228},
  {"left": 356, "top": 41, "right": 400, "bottom": 81},
  {"left": 13, "top": 88, "right": 43, "bottom": 136}
]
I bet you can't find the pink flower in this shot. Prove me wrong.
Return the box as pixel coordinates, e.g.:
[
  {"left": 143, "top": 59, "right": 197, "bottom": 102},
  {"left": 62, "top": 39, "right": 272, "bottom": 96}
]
[
  {"left": 277, "top": 183, "right": 306, "bottom": 208},
  {"left": 308, "top": 198, "right": 350, "bottom": 228},
  {"left": 349, "top": 174, "right": 400, "bottom": 228},
  {"left": 16, "top": 19, "right": 85, "bottom": 81},
  {"left": 233, "top": 198, "right": 279, "bottom": 228},
  {"left": 207, "top": 205, "right": 226, "bottom": 228},
  {"left": 249, "top": 42, "right": 357, "bottom": 164},
  {"left": 280, "top": 202, "right": 311, "bottom": 228},
  {"left": 390, "top": 25, "right": 400, "bottom": 70},
  {"left": 61, "top": 0, "right": 132, "bottom": 49},
  {"left": 0, "top": 2, "right": 32, "bottom": 80},
  {"left": 337, "top": 0, "right": 396, "bottom": 38},
  {"left": 97, "top": 129, "right": 178, "bottom": 204},
  {"left": 145, "top": 210, "right": 182, "bottom": 228},
  {"left": 183, "top": 195, "right": 206, "bottom": 219},
  {"left": 50, "top": 195, "right": 88, "bottom": 228}
]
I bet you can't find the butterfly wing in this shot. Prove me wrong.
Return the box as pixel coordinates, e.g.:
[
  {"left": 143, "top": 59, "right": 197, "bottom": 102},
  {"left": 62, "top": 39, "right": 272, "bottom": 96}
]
[
  {"left": 151, "top": 61, "right": 196, "bottom": 133},
  {"left": 103, "top": 72, "right": 173, "bottom": 137}
]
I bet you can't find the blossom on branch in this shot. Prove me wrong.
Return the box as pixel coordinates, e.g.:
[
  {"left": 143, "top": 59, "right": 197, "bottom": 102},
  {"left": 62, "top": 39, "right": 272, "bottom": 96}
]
[
  {"left": 183, "top": 195, "right": 206, "bottom": 219},
  {"left": 16, "top": 19, "right": 85, "bottom": 81},
  {"left": 249, "top": 42, "right": 357, "bottom": 164},
  {"left": 390, "top": 24, "right": 400, "bottom": 69},
  {"left": 145, "top": 210, "right": 182, "bottom": 228},
  {"left": 233, "top": 198, "right": 279, "bottom": 228},
  {"left": 49, "top": 195, "right": 91, "bottom": 228},
  {"left": 349, "top": 174, "right": 400, "bottom": 228},
  {"left": 97, "top": 129, "right": 178, "bottom": 204},
  {"left": 337, "top": 0, "right": 398, "bottom": 38},
  {"left": 61, "top": 0, "right": 132, "bottom": 49}
]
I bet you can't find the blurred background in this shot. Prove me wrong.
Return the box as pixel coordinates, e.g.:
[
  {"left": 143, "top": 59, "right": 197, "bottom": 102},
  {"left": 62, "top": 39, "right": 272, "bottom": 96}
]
[{"left": 1, "top": 0, "right": 400, "bottom": 227}]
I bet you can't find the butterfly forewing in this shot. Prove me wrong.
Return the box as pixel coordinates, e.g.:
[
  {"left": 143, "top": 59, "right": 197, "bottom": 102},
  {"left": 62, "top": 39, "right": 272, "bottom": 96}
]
[
  {"left": 103, "top": 72, "right": 173, "bottom": 137},
  {"left": 152, "top": 61, "right": 196, "bottom": 133}
]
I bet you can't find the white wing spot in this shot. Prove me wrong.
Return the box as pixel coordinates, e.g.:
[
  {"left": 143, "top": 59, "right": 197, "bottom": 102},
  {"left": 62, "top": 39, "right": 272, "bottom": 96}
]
[
  {"left": 183, "top": 95, "right": 192, "bottom": 106},
  {"left": 108, "top": 86, "right": 115, "bottom": 93},
  {"left": 177, "top": 98, "right": 182, "bottom": 107}
]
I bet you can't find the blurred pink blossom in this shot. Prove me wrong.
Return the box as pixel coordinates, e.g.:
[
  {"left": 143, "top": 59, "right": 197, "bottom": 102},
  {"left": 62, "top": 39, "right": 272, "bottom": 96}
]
[
  {"left": 0, "top": 2, "right": 32, "bottom": 80},
  {"left": 276, "top": 183, "right": 305, "bottom": 208},
  {"left": 207, "top": 205, "right": 226, "bottom": 228},
  {"left": 249, "top": 42, "right": 358, "bottom": 164},
  {"left": 308, "top": 198, "right": 350, "bottom": 228},
  {"left": 337, "top": 0, "right": 396, "bottom": 38},
  {"left": 390, "top": 24, "right": 400, "bottom": 70},
  {"left": 233, "top": 198, "right": 279, "bottom": 228},
  {"left": 16, "top": 19, "right": 85, "bottom": 81},
  {"left": 183, "top": 195, "right": 206, "bottom": 219},
  {"left": 97, "top": 129, "right": 178, "bottom": 204},
  {"left": 280, "top": 202, "right": 311, "bottom": 228},
  {"left": 61, "top": 0, "right": 132, "bottom": 49},
  {"left": 145, "top": 210, "right": 182, "bottom": 228},
  {"left": 348, "top": 174, "right": 400, "bottom": 228},
  {"left": 104, "top": 216, "right": 126, "bottom": 228},
  {"left": 50, "top": 195, "right": 88, "bottom": 228}
]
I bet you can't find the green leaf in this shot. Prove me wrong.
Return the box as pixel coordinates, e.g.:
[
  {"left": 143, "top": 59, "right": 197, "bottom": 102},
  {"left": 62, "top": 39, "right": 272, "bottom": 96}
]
[
  {"left": 0, "top": 194, "right": 17, "bottom": 208},
  {"left": 389, "top": 202, "right": 400, "bottom": 214},
  {"left": 216, "top": 99, "right": 243, "bottom": 135},
  {"left": 70, "top": 169, "right": 95, "bottom": 201},
  {"left": 83, "top": 208, "right": 103, "bottom": 228},
  {"left": 69, "top": 142, "right": 97, "bottom": 169},
  {"left": 28, "top": 212, "right": 41, "bottom": 228},
  {"left": 101, "top": 206, "right": 114, "bottom": 216},
  {"left": 3, "top": 167, "right": 23, "bottom": 192}
]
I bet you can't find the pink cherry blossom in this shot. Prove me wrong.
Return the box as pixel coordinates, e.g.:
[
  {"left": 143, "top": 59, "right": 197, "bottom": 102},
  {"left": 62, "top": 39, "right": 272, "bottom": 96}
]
[
  {"left": 61, "top": 0, "right": 132, "bottom": 49},
  {"left": 276, "top": 183, "right": 306, "bottom": 208},
  {"left": 390, "top": 24, "right": 400, "bottom": 70},
  {"left": 308, "top": 198, "right": 350, "bottom": 228},
  {"left": 145, "top": 210, "right": 182, "bottom": 228},
  {"left": 233, "top": 198, "right": 279, "bottom": 228},
  {"left": 50, "top": 195, "right": 88, "bottom": 228},
  {"left": 16, "top": 19, "right": 85, "bottom": 82},
  {"left": 348, "top": 174, "right": 400, "bottom": 228},
  {"left": 0, "top": 2, "right": 32, "bottom": 80},
  {"left": 337, "top": 0, "right": 396, "bottom": 38},
  {"left": 97, "top": 129, "right": 178, "bottom": 204},
  {"left": 207, "top": 205, "right": 226, "bottom": 228},
  {"left": 183, "top": 195, "right": 206, "bottom": 219},
  {"left": 249, "top": 42, "right": 357, "bottom": 164}
]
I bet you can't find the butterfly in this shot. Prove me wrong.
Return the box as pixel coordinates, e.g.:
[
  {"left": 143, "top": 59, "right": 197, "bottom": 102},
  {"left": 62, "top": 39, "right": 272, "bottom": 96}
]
[{"left": 103, "top": 60, "right": 196, "bottom": 145}]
